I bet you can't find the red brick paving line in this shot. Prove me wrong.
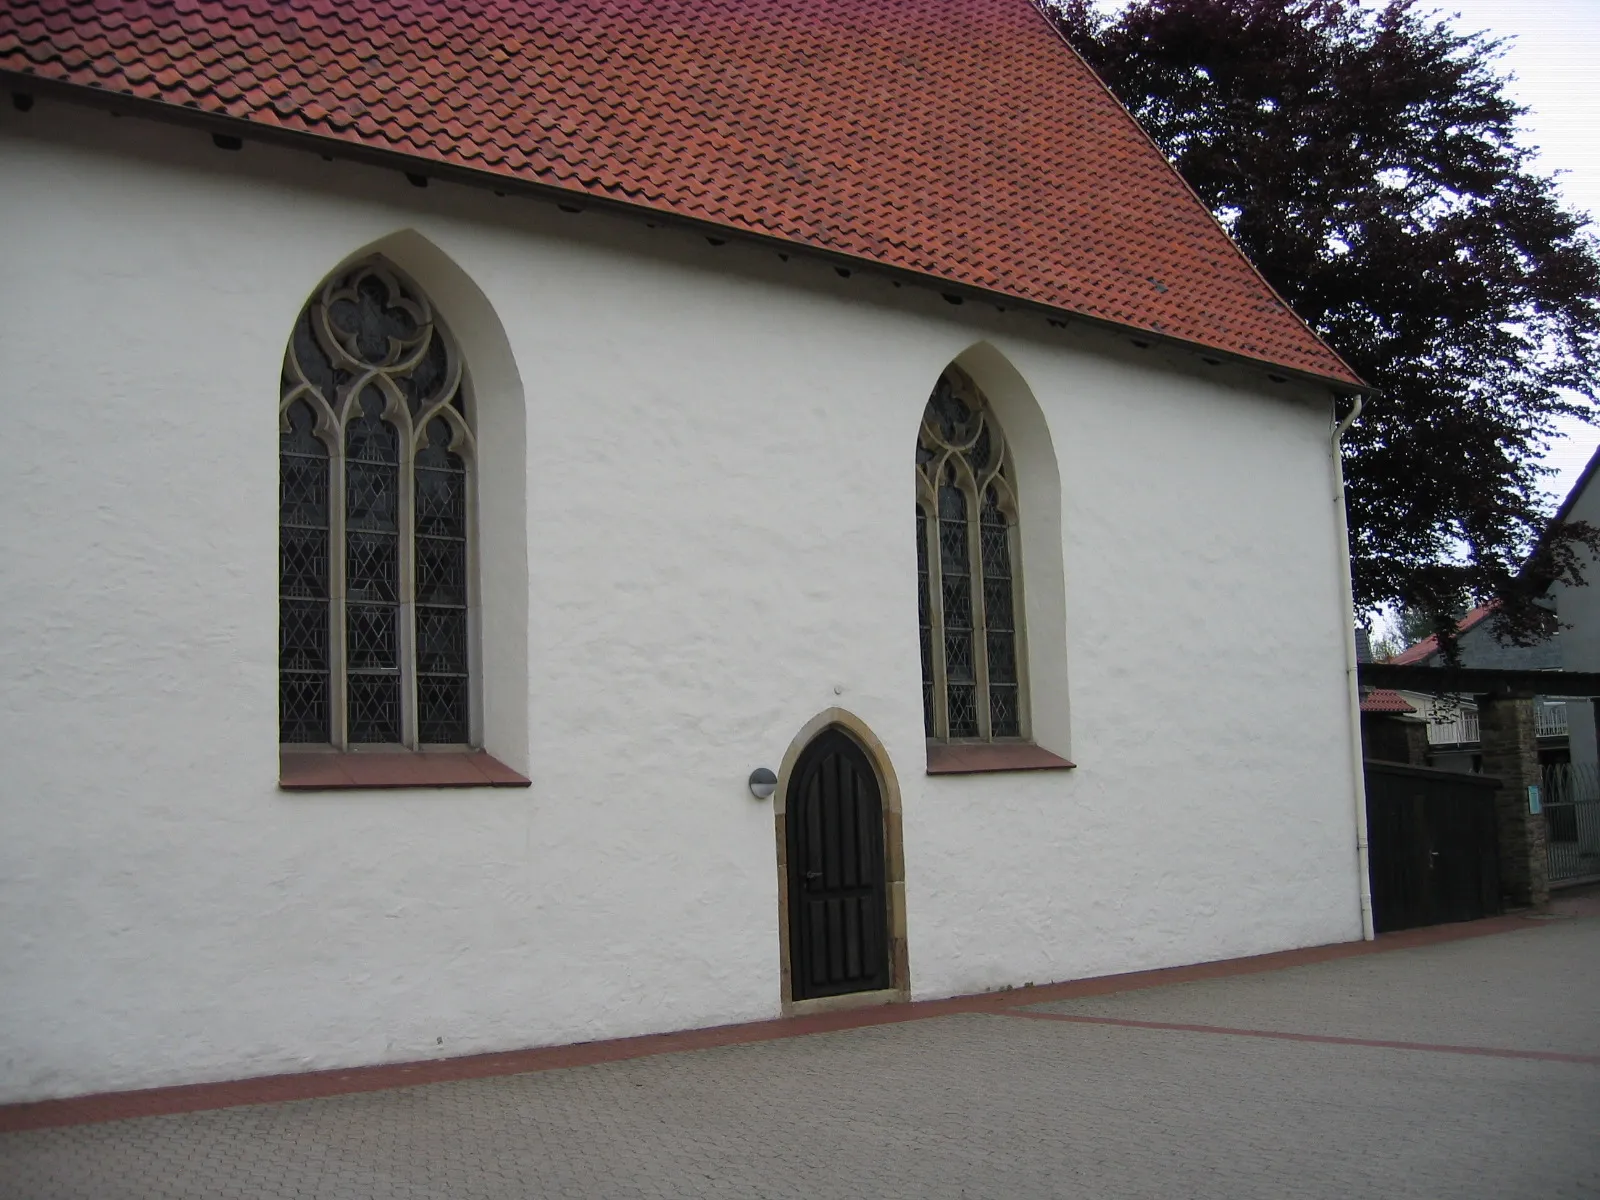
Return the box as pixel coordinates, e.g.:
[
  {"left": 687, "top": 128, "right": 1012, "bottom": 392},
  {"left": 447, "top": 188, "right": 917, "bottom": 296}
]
[
  {"left": 999, "top": 1010, "right": 1600, "bottom": 1065},
  {"left": 0, "top": 912, "right": 1556, "bottom": 1134}
]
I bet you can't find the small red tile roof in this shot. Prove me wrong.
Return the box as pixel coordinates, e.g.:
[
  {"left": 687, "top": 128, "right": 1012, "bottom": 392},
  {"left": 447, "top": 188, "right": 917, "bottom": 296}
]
[
  {"left": 1387, "top": 604, "right": 1497, "bottom": 666},
  {"left": 1360, "top": 689, "right": 1416, "bottom": 714},
  {"left": 0, "top": 0, "right": 1362, "bottom": 387}
]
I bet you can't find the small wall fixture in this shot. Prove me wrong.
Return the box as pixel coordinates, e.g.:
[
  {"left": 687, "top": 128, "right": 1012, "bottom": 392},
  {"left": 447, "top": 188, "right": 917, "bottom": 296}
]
[{"left": 748, "top": 767, "right": 778, "bottom": 800}]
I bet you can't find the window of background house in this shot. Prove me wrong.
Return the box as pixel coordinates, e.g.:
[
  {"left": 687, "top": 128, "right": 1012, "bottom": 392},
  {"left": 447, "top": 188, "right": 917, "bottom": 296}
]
[
  {"left": 916, "top": 366, "right": 1026, "bottom": 742},
  {"left": 279, "top": 258, "right": 475, "bottom": 749}
]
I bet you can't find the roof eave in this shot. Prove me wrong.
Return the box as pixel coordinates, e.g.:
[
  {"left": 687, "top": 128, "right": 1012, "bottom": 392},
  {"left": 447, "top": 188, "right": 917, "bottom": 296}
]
[
  {"left": 1025, "top": 0, "right": 1366, "bottom": 394},
  {"left": 3, "top": 70, "right": 1373, "bottom": 396}
]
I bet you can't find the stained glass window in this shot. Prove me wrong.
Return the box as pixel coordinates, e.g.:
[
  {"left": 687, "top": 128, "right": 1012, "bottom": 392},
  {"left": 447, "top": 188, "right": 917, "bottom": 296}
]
[
  {"left": 414, "top": 418, "right": 470, "bottom": 745},
  {"left": 278, "top": 258, "right": 475, "bottom": 747},
  {"left": 914, "top": 368, "right": 1025, "bottom": 742},
  {"left": 279, "top": 399, "right": 330, "bottom": 743}
]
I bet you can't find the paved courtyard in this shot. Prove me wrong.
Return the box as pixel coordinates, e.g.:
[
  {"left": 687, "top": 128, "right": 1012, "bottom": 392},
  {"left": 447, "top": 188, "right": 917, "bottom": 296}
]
[{"left": 3, "top": 910, "right": 1597, "bottom": 1200}]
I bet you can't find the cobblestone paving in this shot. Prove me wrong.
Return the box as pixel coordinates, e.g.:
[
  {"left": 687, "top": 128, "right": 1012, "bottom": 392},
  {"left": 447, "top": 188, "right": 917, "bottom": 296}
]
[
  {"left": 3, "top": 919, "right": 1597, "bottom": 1200},
  {"left": 1027, "top": 913, "right": 1600, "bottom": 1055}
]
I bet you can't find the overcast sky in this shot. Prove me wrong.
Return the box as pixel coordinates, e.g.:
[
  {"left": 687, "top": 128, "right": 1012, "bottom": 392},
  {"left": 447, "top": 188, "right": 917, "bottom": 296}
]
[{"left": 1430, "top": 0, "right": 1600, "bottom": 504}]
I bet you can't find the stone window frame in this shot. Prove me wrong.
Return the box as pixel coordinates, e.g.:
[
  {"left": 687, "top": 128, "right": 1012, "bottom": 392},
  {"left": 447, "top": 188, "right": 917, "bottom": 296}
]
[
  {"left": 916, "top": 365, "right": 1032, "bottom": 745},
  {"left": 278, "top": 256, "right": 482, "bottom": 754}
]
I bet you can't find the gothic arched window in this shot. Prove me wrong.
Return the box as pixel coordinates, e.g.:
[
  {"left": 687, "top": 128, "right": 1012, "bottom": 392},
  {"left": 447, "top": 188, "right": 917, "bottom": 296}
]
[
  {"left": 279, "top": 259, "right": 474, "bottom": 747},
  {"left": 916, "top": 367, "right": 1024, "bottom": 741}
]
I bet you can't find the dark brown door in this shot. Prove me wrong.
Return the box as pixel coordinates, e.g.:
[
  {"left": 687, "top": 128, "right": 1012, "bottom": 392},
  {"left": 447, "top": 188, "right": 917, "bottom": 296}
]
[
  {"left": 787, "top": 729, "right": 891, "bottom": 1000},
  {"left": 1363, "top": 762, "right": 1501, "bottom": 932}
]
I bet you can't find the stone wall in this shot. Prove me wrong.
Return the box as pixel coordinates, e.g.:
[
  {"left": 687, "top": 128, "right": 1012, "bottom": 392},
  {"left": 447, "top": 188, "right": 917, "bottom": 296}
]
[{"left": 1477, "top": 696, "right": 1550, "bottom": 907}]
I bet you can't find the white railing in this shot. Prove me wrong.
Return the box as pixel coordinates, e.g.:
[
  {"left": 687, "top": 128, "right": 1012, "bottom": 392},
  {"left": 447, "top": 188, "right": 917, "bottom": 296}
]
[
  {"left": 1538, "top": 702, "right": 1569, "bottom": 738},
  {"left": 1425, "top": 702, "right": 1567, "bottom": 744},
  {"left": 1426, "top": 707, "right": 1479, "bottom": 746}
]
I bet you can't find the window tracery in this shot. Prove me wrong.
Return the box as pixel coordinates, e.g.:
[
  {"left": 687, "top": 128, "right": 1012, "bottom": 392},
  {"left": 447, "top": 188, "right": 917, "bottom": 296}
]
[
  {"left": 915, "top": 368, "right": 1024, "bottom": 741},
  {"left": 278, "top": 259, "right": 474, "bottom": 747}
]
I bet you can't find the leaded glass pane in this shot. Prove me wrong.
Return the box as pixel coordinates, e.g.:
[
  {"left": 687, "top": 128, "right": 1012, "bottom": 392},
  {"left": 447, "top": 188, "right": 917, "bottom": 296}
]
[
  {"left": 346, "top": 463, "right": 398, "bottom": 530},
  {"left": 418, "top": 676, "right": 470, "bottom": 745},
  {"left": 987, "top": 631, "right": 1017, "bottom": 685},
  {"left": 343, "top": 390, "right": 402, "bottom": 740},
  {"left": 345, "top": 401, "right": 400, "bottom": 612},
  {"left": 279, "top": 673, "right": 330, "bottom": 744},
  {"left": 938, "top": 474, "right": 973, "bottom": 705},
  {"left": 280, "top": 598, "right": 329, "bottom": 673},
  {"left": 971, "top": 422, "right": 992, "bottom": 471},
  {"left": 938, "top": 520, "right": 966, "bottom": 571},
  {"left": 989, "top": 684, "right": 1020, "bottom": 738},
  {"left": 280, "top": 457, "right": 328, "bottom": 528},
  {"left": 288, "top": 308, "right": 336, "bottom": 403},
  {"left": 415, "top": 418, "right": 470, "bottom": 743},
  {"left": 937, "top": 476, "right": 967, "bottom": 524},
  {"left": 348, "top": 599, "right": 401, "bottom": 743},
  {"left": 281, "top": 595, "right": 331, "bottom": 742},
  {"left": 979, "top": 485, "right": 1019, "bottom": 735},
  {"left": 415, "top": 604, "right": 469, "bottom": 743},
  {"left": 279, "top": 399, "right": 330, "bottom": 743},
  {"left": 402, "top": 335, "right": 452, "bottom": 418},
  {"left": 948, "top": 683, "right": 979, "bottom": 739},
  {"left": 416, "top": 538, "right": 466, "bottom": 606},
  {"left": 329, "top": 272, "right": 420, "bottom": 364},
  {"left": 345, "top": 533, "right": 397, "bottom": 604},
  {"left": 980, "top": 504, "right": 1012, "bottom": 591},
  {"left": 941, "top": 576, "right": 972, "bottom": 634},
  {"left": 347, "top": 604, "right": 398, "bottom": 671},
  {"left": 416, "top": 608, "right": 468, "bottom": 675},
  {"left": 983, "top": 578, "right": 1013, "bottom": 633},
  {"left": 416, "top": 432, "right": 467, "bottom": 539},
  {"left": 281, "top": 528, "right": 328, "bottom": 600},
  {"left": 917, "top": 507, "right": 933, "bottom": 737},
  {"left": 928, "top": 375, "right": 973, "bottom": 441},
  {"left": 945, "top": 628, "right": 974, "bottom": 682},
  {"left": 348, "top": 673, "right": 402, "bottom": 744},
  {"left": 347, "top": 389, "right": 396, "bottom": 455}
]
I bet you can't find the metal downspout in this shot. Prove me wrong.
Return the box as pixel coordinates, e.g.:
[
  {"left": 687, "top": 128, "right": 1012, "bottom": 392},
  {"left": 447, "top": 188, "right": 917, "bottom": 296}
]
[{"left": 1333, "top": 395, "right": 1376, "bottom": 940}]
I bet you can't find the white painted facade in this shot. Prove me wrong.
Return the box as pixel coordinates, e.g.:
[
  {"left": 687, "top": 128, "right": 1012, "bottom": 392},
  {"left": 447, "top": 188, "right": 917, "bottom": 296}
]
[
  {"left": 0, "top": 101, "right": 1364, "bottom": 1103},
  {"left": 1553, "top": 468, "right": 1600, "bottom": 767}
]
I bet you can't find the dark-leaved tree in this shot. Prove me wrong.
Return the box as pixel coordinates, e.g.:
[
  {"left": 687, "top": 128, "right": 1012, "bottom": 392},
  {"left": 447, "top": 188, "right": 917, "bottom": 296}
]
[{"left": 1051, "top": 0, "right": 1600, "bottom": 654}]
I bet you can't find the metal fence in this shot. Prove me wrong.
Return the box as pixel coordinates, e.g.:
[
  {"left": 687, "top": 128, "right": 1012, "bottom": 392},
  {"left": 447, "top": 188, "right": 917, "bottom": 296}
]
[{"left": 1541, "top": 762, "right": 1600, "bottom": 885}]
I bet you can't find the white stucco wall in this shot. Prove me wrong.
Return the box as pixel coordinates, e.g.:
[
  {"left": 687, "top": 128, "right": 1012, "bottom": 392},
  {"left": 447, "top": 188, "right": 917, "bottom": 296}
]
[
  {"left": 1554, "top": 476, "right": 1600, "bottom": 767},
  {"left": 0, "top": 101, "right": 1364, "bottom": 1103}
]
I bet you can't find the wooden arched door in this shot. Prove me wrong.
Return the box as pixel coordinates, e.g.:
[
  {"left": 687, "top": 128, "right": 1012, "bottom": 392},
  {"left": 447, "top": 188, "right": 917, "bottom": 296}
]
[{"left": 786, "top": 728, "right": 891, "bottom": 1000}]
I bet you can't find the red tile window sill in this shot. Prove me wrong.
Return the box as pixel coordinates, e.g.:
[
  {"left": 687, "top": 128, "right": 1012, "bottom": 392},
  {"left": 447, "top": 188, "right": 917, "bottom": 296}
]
[
  {"left": 279, "top": 750, "right": 530, "bottom": 791},
  {"left": 925, "top": 742, "right": 1076, "bottom": 775}
]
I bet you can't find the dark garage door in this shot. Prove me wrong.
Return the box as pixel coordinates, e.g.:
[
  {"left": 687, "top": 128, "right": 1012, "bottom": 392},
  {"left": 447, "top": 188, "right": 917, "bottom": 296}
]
[{"left": 1364, "top": 762, "right": 1501, "bottom": 933}]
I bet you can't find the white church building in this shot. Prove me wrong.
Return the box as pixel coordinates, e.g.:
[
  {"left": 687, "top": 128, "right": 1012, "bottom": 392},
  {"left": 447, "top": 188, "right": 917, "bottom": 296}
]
[{"left": 0, "top": 0, "right": 1371, "bottom": 1103}]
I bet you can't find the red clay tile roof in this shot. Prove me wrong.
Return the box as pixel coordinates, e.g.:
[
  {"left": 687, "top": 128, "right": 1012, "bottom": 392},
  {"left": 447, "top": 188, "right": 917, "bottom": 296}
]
[
  {"left": 1359, "top": 689, "right": 1416, "bottom": 714},
  {"left": 1387, "top": 603, "right": 1497, "bottom": 666},
  {"left": 0, "top": 0, "right": 1361, "bottom": 386}
]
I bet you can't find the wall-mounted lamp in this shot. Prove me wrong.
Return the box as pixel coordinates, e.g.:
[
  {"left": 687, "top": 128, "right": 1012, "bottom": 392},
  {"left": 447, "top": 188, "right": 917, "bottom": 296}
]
[{"left": 748, "top": 767, "right": 777, "bottom": 801}]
